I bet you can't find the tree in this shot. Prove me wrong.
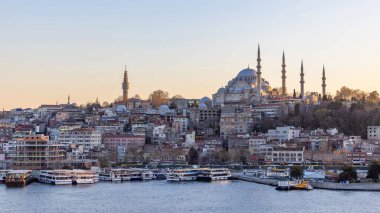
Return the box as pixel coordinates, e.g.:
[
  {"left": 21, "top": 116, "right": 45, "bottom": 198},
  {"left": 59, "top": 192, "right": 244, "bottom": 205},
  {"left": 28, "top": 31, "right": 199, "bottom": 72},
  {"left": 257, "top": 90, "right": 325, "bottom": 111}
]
[
  {"left": 290, "top": 166, "right": 304, "bottom": 179},
  {"left": 114, "top": 96, "right": 124, "bottom": 103},
  {"left": 98, "top": 157, "right": 109, "bottom": 168},
  {"left": 368, "top": 91, "right": 380, "bottom": 103},
  {"left": 148, "top": 90, "right": 169, "bottom": 108},
  {"left": 188, "top": 147, "right": 199, "bottom": 165},
  {"left": 215, "top": 150, "right": 231, "bottom": 164},
  {"left": 338, "top": 165, "right": 357, "bottom": 183},
  {"left": 270, "top": 88, "right": 281, "bottom": 97},
  {"left": 367, "top": 161, "right": 380, "bottom": 182},
  {"left": 102, "top": 101, "right": 110, "bottom": 108},
  {"left": 132, "top": 94, "right": 141, "bottom": 99},
  {"left": 171, "top": 94, "right": 184, "bottom": 100}
]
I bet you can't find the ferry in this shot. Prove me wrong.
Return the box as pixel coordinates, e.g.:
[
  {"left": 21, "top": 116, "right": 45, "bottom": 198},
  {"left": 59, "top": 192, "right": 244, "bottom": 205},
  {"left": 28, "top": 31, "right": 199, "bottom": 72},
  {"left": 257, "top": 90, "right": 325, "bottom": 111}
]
[
  {"left": 0, "top": 170, "right": 10, "bottom": 183},
  {"left": 142, "top": 171, "right": 155, "bottom": 180},
  {"left": 72, "top": 170, "right": 97, "bottom": 184},
  {"left": 99, "top": 169, "right": 131, "bottom": 182},
  {"left": 5, "top": 170, "right": 34, "bottom": 187},
  {"left": 37, "top": 170, "right": 73, "bottom": 185},
  {"left": 129, "top": 169, "right": 143, "bottom": 181},
  {"left": 166, "top": 169, "right": 202, "bottom": 181},
  {"left": 197, "top": 168, "right": 231, "bottom": 181},
  {"left": 152, "top": 170, "right": 167, "bottom": 180},
  {"left": 276, "top": 180, "right": 313, "bottom": 191},
  {"left": 99, "top": 169, "right": 114, "bottom": 181},
  {"left": 128, "top": 168, "right": 154, "bottom": 181}
]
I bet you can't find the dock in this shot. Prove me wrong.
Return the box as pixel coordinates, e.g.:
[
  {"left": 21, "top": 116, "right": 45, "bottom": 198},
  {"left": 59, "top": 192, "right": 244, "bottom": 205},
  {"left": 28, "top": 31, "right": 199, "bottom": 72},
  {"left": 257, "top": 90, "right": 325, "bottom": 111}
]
[{"left": 233, "top": 173, "right": 380, "bottom": 191}]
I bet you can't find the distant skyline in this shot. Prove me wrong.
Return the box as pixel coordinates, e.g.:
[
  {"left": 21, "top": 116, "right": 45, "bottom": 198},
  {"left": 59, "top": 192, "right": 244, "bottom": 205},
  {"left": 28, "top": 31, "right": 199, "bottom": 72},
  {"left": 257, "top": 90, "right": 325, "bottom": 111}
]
[{"left": 1, "top": 0, "right": 380, "bottom": 110}]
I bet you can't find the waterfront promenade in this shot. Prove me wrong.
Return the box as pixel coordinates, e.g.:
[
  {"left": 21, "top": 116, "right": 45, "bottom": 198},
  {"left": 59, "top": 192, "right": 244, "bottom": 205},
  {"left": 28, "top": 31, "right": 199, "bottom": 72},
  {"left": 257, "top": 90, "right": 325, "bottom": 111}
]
[{"left": 232, "top": 173, "right": 380, "bottom": 191}]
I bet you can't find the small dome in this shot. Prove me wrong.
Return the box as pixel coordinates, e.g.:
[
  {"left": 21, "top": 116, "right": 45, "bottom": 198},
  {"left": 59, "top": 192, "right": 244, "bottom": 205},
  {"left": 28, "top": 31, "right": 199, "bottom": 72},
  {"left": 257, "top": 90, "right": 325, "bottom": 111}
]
[
  {"left": 159, "top": 105, "right": 169, "bottom": 111},
  {"left": 217, "top": 87, "right": 225, "bottom": 93},
  {"left": 200, "top": 96, "right": 211, "bottom": 103},
  {"left": 198, "top": 103, "right": 207, "bottom": 109},
  {"left": 237, "top": 68, "right": 257, "bottom": 78},
  {"left": 262, "top": 81, "right": 269, "bottom": 87},
  {"left": 104, "top": 108, "right": 115, "bottom": 116},
  {"left": 115, "top": 105, "right": 127, "bottom": 112}
]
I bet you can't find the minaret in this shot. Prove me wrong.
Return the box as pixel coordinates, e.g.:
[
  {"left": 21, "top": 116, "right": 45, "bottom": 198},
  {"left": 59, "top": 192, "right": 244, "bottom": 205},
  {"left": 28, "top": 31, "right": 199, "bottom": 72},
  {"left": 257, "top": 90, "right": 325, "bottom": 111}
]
[
  {"left": 256, "top": 45, "right": 262, "bottom": 102},
  {"left": 122, "top": 65, "right": 129, "bottom": 102},
  {"left": 300, "top": 61, "right": 305, "bottom": 99},
  {"left": 322, "top": 65, "right": 326, "bottom": 100},
  {"left": 67, "top": 95, "right": 70, "bottom": 105},
  {"left": 281, "top": 50, "right": 287, "bottom": 96}
]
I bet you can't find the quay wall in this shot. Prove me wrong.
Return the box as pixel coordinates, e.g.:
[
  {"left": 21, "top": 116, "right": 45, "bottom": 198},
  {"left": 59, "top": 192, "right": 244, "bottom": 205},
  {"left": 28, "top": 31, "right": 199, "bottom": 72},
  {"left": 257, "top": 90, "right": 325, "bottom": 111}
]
[
  {"left": 231, "top": 174, "right": 277, "bottom": 186},
  {"left": 311, "top": 182, "right": 380, "bottom": 191},
  {"left": 232, "top": 174, "right": 380, "bottom": 191}
]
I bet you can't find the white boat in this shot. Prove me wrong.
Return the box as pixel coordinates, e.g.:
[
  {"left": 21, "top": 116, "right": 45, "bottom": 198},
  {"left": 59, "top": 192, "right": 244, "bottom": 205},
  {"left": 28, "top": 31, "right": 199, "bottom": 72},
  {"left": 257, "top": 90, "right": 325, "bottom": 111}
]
[
  {"left": 99, "top": 168, "right": 131, "bottom": 181},
  {"left": 100, "top": 168, "right": 157, "bottom": 181},
  {"left": 72, "top": 170, "right": 97, "bottom": 184},
  {"left": 99, "top": 170, "right": 114, "bottom": 181},
  {"left": 127, "top": 168, "right": 153, "bottom": 181},
  {"left": 129, "top": 169, "right": 143, "bottom": 181},
  {"left": 142, "top": 171, "right": 154, "bottom": 180},
  {"left": 166, "top": 169, "right": 203, "bottom": 181},
  {"left": 37, "top": 170, "right": 73, "bottom": 185},
  {"left": 197, "top": 168, "right": 231, "bottom": 181}
]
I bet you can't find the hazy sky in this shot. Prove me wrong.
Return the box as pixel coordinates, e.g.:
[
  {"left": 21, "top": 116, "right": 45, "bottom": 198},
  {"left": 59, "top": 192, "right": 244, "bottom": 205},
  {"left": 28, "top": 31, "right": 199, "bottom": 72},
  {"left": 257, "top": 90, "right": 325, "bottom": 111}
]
[{"left": 1, "top": 0, "right": 380, "bottom": 110}]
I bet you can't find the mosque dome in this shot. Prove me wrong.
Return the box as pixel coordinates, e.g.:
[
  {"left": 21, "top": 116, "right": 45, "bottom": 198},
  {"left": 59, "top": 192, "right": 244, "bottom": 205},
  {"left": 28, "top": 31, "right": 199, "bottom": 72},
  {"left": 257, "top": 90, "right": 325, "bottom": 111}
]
[
  {"left": 217, "top": 87, "right": 225, "bottom": 93},
  {"left": 200, "top": 96, "right": 211, "bottom": 103},
  {"left": 159, "top": 105, "right": 169, "bottom": 111},
  {"left": 237, "top": 68, "right": 257, "bottom": 78},
  {"left": 115, "top": 104, "right": 127, "bottom": 113},
  {"left": 198, "top": 103, "right": 207, "bottom": 109}
]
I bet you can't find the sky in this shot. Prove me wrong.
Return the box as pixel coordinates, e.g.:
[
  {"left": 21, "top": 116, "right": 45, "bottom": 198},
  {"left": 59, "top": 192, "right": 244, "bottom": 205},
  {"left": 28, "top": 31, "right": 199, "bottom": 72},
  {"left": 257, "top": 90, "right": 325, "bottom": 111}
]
[{"left": 0, "top": 0, "right": 380, "bottom": 110}]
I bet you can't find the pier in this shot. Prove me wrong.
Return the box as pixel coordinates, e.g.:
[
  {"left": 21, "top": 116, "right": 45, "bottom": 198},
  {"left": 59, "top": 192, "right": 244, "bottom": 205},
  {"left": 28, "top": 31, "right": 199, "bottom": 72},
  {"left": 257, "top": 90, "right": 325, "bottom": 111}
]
[{"left": 232, "top": 173, "right": 380, "bottom": 191}]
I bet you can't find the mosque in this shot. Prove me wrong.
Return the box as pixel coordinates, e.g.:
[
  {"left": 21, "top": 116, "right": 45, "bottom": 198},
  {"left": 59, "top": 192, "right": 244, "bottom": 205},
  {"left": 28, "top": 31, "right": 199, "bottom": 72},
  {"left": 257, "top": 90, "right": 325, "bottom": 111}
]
[
  {"left": 212, "top": 45, "right": 328, "bottom": 106},
  {"left": 119, "top": 45, "right": 327, "bottom": 109},
  {"left": 212, "top": 66, "right": 271, "bottom": 106},
  {"left": 212, "top": 45, "right": 272, "bottom": 106}
]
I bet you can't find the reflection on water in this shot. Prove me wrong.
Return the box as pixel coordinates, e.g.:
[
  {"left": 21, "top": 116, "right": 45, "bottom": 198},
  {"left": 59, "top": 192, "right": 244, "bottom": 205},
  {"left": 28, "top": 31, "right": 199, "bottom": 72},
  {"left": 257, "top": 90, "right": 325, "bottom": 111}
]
[{"left": 1, "top": 180, "right": 380, "bottom": 213}]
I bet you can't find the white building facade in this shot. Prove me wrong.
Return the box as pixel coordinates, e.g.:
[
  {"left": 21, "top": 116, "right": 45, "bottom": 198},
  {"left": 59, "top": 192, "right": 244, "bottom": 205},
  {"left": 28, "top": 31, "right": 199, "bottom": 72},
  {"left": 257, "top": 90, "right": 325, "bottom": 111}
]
[{"left": 58, "top": 128, "right": 101, "bottom": 152}]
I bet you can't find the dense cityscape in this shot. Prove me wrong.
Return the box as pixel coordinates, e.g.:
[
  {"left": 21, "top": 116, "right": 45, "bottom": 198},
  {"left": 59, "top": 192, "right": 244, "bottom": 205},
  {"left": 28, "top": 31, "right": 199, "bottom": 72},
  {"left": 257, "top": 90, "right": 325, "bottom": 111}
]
[
  {"left": 2, "top": 1, "right": 380, "bottom": 212},
  {"left": 2, "top": 45, "right": 380, "bottom": 190}
]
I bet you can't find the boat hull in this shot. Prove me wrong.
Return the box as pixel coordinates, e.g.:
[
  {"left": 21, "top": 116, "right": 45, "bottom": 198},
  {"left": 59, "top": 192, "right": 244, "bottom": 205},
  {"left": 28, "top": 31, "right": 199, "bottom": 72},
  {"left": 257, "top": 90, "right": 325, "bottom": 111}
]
[
  {"left": 72, "top": 179, "right": 95, "bottom": 185},
  {"left": 5, "top": 177, "right": 34, "bottom": 187}
]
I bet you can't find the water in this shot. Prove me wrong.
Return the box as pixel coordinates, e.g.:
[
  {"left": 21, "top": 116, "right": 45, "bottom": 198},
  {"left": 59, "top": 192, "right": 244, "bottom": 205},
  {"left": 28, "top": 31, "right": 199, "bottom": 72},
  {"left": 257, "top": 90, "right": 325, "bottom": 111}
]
[{"left": 1, "top": 180, "right": 380, "bottom": 213}]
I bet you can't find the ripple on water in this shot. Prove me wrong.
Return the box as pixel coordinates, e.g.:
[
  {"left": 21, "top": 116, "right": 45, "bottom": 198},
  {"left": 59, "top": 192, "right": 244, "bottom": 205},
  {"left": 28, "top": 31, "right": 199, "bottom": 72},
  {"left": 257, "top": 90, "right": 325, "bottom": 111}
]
[{"left": 1, "top": 181, "right": 380, "bottom": 213}]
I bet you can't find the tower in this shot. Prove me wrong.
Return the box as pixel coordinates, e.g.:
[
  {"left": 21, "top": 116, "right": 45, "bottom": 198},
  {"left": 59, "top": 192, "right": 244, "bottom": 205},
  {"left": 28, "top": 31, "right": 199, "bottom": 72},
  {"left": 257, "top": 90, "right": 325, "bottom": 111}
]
[
  {"left": 67, "top": 95, "right": 70, "bottom": 105},
  {"left": 281, "top": 50, "right": 287, "bottom": 96},
  {"left": 256, "top": 45, "right": 262, "bottom": 102},
  {"left": 122, "top": 65, "right": 129, "bottom": 102},
  {"left": 322, "top": 65, "right": 326, "bottom": 100},
  {"left": 300, "top": 61, "right": 305, "bottom": 99}
]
